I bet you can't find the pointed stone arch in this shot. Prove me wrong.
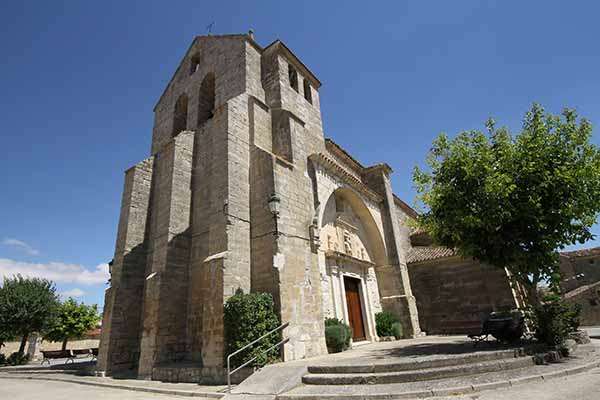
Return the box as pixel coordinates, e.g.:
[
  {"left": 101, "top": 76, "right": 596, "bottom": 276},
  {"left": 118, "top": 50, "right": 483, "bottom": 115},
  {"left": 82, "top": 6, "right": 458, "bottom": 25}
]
[
  {"left": 320, "top": 187, "right": 387, "bottom": 266},
  {"left": 172, "top": 94, "right": 188, "bottom": 137}
]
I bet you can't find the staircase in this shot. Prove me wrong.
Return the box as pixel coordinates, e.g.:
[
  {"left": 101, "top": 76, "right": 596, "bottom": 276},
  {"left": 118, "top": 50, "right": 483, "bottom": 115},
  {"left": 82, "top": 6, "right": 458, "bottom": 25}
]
[
  {"left": 279, "top": 348, "right": 535, "bottom": 399},
  {"left": 302, "top": 349, "right": 533, "bottom": 385}
]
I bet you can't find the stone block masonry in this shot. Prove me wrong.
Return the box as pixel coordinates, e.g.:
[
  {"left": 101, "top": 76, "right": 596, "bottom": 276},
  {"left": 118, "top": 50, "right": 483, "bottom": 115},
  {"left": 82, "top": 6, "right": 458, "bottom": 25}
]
[{"left": 98, "top": 156, "right": 154, "bottom": 374}]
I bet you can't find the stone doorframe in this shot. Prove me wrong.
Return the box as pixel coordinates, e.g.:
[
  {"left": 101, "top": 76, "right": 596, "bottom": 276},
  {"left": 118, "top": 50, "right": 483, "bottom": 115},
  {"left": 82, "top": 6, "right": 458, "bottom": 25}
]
[{"left": 326, "top": 251, "right": 379, "bottom": 343}]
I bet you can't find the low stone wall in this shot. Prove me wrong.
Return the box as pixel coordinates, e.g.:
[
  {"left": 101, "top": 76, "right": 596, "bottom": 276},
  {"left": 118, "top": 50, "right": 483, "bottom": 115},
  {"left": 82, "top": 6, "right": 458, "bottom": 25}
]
[
  {"left": 1, "top": 338, "right": 99, "bottom": 358},
  {"left": 408, "top": 258, "right": 518, "bottom": 335},
  {"left": 564, "top": 281, "right": 600, "bottom": 326},
  {"left": 152, "top": 364, "right": 253, "bottom": 384}
]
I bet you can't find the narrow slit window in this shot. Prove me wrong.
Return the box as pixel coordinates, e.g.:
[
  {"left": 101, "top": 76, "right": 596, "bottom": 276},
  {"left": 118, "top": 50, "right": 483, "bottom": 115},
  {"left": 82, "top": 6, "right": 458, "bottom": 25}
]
[
  {"left": 190, "top": 54, "right": 200, "bottom": 75},
  {"left": 288, "top": 64, "right": 298, "bottom": 92},
  {"left": 303, "top": 79, "right": 312, "bottom": 104}
]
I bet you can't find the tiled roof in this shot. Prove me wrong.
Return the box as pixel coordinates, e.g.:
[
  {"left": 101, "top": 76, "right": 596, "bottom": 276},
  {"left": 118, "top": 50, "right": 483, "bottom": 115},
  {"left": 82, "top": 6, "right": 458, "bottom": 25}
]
[
  {"left": 560, "top": 247, "right": 600, "bottom": 259},
  {"left": 406, "top": 246, "right": 457, "bottom": 264}
]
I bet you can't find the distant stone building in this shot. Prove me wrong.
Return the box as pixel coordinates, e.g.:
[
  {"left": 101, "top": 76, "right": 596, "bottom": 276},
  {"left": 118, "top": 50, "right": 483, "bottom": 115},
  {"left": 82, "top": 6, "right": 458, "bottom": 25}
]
[
  {"left": 560, "top": 247, "right": 600, "bottom": 326},
  {"left": 98, "top": 33, "right": 519, "bottom": 382}
]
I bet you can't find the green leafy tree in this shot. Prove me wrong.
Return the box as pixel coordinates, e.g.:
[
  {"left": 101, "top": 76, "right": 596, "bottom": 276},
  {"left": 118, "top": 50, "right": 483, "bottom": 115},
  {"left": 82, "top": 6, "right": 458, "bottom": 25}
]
[
  {"left": 414, "top": 104, "right": 600, "bottom": 306},
  {"left": 0, "top": 275, "right": 60, "bottom": 353},
  {"left": 0, "top": 328, "right": 15, "bottom": 350},
  {"left": 45, "top": 298, "right": 101, "bottom": 350}
]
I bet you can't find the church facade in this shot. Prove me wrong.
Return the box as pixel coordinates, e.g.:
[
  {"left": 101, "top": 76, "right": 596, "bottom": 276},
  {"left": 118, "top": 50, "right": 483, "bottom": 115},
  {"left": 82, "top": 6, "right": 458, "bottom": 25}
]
[{"left": 98, "top": 33, "right": 518, "bottom": 382}]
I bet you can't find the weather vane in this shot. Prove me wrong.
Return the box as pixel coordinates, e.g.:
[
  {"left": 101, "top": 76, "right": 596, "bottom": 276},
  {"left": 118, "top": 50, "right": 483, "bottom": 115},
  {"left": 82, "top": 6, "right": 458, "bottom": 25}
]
[{"left": 206, "top": 22, "right": 215, "bottom": 35}]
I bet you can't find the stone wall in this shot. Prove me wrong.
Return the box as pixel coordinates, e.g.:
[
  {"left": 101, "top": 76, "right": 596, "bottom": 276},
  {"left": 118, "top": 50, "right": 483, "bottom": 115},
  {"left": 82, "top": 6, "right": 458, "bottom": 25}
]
[
  {"left": 408, "top": 258, "right": 518, "bottom": 334},
  {"left": 564, "top": 281, "right": 600, "bottom": 326},
  {"left": 1, "top": 338, "right": 100, "bottom": 358}
]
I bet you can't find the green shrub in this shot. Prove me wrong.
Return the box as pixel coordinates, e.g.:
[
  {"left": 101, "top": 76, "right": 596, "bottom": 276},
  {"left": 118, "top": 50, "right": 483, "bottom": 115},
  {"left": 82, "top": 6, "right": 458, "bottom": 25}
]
[
  {"left": 375, "top": 311, "right": 399, "bottom": 337},
  {"left": 6, "top": 352, "right": 30, "bottom": 366},
  {"left": 224, "top": 289, "right": 281, "bottom": 369},
  {"left": 531, "top": 294, "right": 582, "bottom": 347},
  {"left": 0, "top": 353, "right": 6, "bottom": 366},
  {"left": 391, "top": 322, "right": 403, "bottom": 339},
  {"left": 324, "top": 318, "right": 351, "bottom": 353}
]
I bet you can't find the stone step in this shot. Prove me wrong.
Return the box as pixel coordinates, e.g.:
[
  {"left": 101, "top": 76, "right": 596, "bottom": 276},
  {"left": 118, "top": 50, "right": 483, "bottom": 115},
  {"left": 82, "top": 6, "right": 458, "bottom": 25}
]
[
  {"left": 279, "top": 349, "right": 600, "bottom": 400},
  {"left": 307, "top": 348, "right": 522, "bottom": 374},
  {"left": 302, "top": 356, "right": 534, "bottom": 385}
]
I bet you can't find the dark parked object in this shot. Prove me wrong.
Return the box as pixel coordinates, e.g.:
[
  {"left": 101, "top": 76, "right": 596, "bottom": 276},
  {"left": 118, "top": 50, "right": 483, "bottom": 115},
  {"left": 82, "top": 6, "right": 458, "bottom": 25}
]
[{"left": 468, "top": 310, "right": 525, "bottom": 345}]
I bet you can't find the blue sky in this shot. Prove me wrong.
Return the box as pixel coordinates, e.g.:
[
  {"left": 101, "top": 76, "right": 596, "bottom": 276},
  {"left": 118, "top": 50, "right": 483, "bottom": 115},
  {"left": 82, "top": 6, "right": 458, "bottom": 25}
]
[{"left": 1, "top": 1, "right": 599, "bottom": 308}]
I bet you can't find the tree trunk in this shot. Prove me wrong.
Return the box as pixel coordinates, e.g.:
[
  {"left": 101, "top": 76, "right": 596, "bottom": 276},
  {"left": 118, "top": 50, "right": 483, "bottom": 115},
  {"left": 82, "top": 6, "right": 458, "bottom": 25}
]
[
  {"left": 526, "top": 283, "right": 540, "bottom": 308},
  {"left": 18, "top": 333, "right": 28, "bottom": 354},
  {"left": 62, "top": 339, "right": 68, "bottom": 351}
]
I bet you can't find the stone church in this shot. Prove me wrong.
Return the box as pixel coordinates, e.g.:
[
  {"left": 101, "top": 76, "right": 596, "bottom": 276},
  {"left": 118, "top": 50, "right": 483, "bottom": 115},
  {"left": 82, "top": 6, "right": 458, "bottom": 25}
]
[{"left": 98, "top": 32, "right": 519, "bottom": 382}]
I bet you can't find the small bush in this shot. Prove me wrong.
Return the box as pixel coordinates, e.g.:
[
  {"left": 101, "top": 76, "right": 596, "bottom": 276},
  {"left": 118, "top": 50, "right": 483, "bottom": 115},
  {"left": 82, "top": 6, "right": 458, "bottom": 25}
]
[
  {"left": 7, "top": 352, "right": 30, "bottom": 366},
  {"left": 325, "top": 317, "right": 341, "bottom": 327},
  {"left": 224, "top": 289, "right": 281, "bottom": 369},
  {"left": 531, "top": 294, "right": 582, "bottom": 347},
  {"left": 0, "top": 353, "right": 6, "bottom": 366},
  {"left": 391, "top": 322, "right": 403, "bottom": 339},
  {"left": 375, "top": 311, "right": 399, "bottom": 337},
  {"left": 324, "top": 318, "right": 352, "bottom": 353}
]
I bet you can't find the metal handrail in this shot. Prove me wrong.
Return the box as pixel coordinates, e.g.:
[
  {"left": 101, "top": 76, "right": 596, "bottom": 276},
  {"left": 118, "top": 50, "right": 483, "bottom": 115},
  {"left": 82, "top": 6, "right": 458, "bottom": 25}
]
[{"left": 226, "top": 321, "right": 289, "bottom": 392}]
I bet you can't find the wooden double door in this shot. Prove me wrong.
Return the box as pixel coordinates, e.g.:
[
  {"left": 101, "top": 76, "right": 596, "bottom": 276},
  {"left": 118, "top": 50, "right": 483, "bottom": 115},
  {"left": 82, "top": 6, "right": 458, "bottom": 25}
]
[{"left": 344, "top": 276, "right": 366, "bottom": 341}]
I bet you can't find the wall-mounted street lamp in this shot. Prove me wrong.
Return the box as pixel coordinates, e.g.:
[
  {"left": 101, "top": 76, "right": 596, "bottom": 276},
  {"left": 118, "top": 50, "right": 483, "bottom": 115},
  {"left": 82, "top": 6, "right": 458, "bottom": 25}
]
[{"left": 268, "top": 193, "right": 281, "bottom": 236}]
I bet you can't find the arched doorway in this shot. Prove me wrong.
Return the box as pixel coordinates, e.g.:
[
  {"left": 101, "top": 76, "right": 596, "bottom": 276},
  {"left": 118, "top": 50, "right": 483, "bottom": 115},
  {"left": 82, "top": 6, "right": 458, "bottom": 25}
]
[{"left": 319, "top": 187, "right": 387, "bottom": 342}]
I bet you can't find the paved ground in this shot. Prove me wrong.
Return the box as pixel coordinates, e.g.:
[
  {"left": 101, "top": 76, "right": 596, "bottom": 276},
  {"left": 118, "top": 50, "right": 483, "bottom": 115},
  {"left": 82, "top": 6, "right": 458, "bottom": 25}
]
[
  {"left": 0, "top": 378, "right": 190, "bottom": 400},
  {"left": 2, "top": 369, "right": 600, "bottom": 399},
  {"left": 444, "top": 367, "right": 600, "bottom": 400}
]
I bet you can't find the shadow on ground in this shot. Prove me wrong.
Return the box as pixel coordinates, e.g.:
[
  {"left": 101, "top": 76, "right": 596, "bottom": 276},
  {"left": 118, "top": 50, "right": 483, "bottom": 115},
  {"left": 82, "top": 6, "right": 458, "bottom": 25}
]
[{"left": 369, "top": 339, "right": 538, "bottom": 360}]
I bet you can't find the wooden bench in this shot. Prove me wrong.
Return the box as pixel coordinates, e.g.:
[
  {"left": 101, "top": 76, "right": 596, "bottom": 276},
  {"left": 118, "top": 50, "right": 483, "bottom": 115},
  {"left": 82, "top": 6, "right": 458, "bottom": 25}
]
[
  {"left": 72, "top": 349, "right": 92, "bottom": 357},
  {"left": 41, "top": 349, "right": 75, "bottom": 365}
]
